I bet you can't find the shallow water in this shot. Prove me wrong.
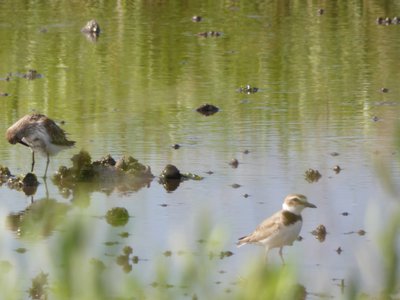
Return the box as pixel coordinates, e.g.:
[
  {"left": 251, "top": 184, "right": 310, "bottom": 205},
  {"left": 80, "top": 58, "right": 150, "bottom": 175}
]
[{"left": 0, "top": 0, "right": 400, "bottom": 298}]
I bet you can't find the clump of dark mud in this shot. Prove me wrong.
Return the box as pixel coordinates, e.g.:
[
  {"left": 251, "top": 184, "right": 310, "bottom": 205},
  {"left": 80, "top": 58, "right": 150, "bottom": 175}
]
[
  {"left": 116, "top": 246, "right": 139, "bottom": 273},
  {"left": 304, "top": 168, "right": 322, "bottom": 183},
  {"left": 105, "top": 207, "right": 130, "bottom": 227},
  {"left": 0, "top": 165, "right": 39, "bottom": 196},
  {"left": 197, "top": 31, "right": 221, "bottom": 37},
  {"left": 196, "top": 104, "right": 219, "bottom": 116},
  {"left": 53, "top": 150, "right": 154, "bottom": 194},
  {"left": 312, "top": 224, "right": 327, "bottom": 242},
  {"left": 159, "top": 164, "right": 203, "bottom": 192}
]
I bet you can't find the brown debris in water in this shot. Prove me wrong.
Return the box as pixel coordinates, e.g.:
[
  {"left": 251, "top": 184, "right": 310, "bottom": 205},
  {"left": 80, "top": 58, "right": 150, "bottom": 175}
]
[
  {"left": 312, "top": 224, "right": 327, "bottom": 242},
  {"left": 53, "top": 150, "right": 154, "bottom": 194},
  {"left": 304, "top": 168, "right": 322, "bottom": 183}
]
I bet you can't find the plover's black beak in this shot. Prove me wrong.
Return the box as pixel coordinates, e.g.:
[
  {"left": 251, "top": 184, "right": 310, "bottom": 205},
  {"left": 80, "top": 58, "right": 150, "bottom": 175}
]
[{"left": 304, "top": 202, "right": 317, "bottom": 208}]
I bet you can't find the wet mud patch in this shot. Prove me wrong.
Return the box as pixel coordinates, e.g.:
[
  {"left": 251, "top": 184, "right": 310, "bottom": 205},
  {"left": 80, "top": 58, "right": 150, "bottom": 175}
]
[{"left": 52, "top": 150, "right": 154, "bottom": 194}]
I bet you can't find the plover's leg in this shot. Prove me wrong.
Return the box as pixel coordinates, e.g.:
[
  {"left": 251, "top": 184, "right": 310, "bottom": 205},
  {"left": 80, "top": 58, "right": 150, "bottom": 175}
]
[
  {"left": 31, "top": 151, "right": 35, "bottom": 172},
  {"left": 279, "top": 247, "right": 285, "bottom": 264},
  {"left": 44, "top": 153, "right": 50, "bottom": 178},
  {"left": 264, "top": 249, "right": 270, "bottom": 263}
]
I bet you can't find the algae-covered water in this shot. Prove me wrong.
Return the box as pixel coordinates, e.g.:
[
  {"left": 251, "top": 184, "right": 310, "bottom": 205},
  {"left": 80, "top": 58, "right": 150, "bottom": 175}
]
[{"left": 0, "top": 1, "right": 400, "bottom": 298}]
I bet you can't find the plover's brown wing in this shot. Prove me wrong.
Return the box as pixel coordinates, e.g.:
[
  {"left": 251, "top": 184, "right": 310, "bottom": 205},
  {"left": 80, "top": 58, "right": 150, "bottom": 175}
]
[
  {"left": 237, "top": 211, "right": 282, "bottom": 246},
  {"left": 41, "top": 117, "right": 75, "bottom": 146}
]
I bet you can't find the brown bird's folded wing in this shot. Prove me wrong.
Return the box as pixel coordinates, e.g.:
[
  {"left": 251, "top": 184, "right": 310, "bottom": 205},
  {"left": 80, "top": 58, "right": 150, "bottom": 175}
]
[
  {"left": 237, "top": 211, "right": 282, "bottom": 246},
  {"left": 41, "top": 117, "right": 75, "bottom": 146}
]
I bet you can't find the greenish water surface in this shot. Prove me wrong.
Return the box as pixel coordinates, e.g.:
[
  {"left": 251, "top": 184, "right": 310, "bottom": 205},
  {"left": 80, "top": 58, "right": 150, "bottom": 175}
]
[{"left": 0, "top": 1, "right": 400, "bottom": 298}]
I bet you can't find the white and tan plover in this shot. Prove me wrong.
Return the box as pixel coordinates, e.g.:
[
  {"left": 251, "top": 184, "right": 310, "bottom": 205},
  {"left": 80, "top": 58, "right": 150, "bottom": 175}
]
[{"left": 237, "top": 194, "right": 316, "bottom": 263}]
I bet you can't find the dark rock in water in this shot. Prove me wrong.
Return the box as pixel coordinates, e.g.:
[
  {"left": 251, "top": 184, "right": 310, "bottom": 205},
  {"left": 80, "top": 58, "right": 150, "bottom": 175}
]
[
  {"left": 304, "top": 168, "right": 322, "bottom": 183},
  {"left": 81, "top": 20, "right": 100, "bottom": 42},
  {"left": 94, "top": 154, "right": 116, "bottom": 167},
  {"left": 333, "top": 165, "right": 342, "bottom": 173},
  {"left": 197, "top": 31, "right": 221, "bottom": 37},
  {"left": 229, "top": 158, "right": 239, "bottom": 168},
  {"left": 196, "top": 104, "right": 219, "bottom": 116},
  {"left": 159, "top": 164, "right": 203, "bottom": 192},
  {"left": 105, "top": 207, "right": 129, "bottom": 227},
  {"left": 160, "top": 164, "right": 182, "bottom": 180},
  {"left": 317, "top": 8, "right": 324, "bottom": 15},
  {"left": 171, "top": 144, "right": 180, "bottom": 149},
  {"left": 238, "top": 85, "right": 258, "bottom": 94},
  {"left": 22, "top": 173, "right": 39, "bottom": 186},
  {"left": 81, "top": 19, "right": 100, "bottom": 35},
  {"left": 380, "top": 87, "right": 389, "bottom": 93},
  {"left": 376, "top": 17, "right": 384, "bottom": 24},
  {"left": 192, "top": 16, "right": 202, "bottom": 22},
  {"left": 23, "top": 70, "right": 42, "bottom": 80},
  {"left": 312, "top": 224, "right": 327, "bottom": 242}
]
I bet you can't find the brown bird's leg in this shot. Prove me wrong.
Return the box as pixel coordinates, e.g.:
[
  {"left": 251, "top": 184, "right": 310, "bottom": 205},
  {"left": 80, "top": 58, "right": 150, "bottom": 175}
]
[
  {"left": 279, "top": 247, "right": 285, "bottom": 265},
  {"left": 31, "top": 151, "right": 35, "bottom": 172},
  {"left": 44, "top": 153, "right": 50, "bottom": 178}
]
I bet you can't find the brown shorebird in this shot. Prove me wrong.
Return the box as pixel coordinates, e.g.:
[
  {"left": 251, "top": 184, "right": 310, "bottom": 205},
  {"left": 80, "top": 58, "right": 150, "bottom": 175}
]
[
  {"left": 237, "top": 194, "right": 316, "bottom": 263},
  {"left": 6, "top": 114, "right": 75, "bottom": 178}
]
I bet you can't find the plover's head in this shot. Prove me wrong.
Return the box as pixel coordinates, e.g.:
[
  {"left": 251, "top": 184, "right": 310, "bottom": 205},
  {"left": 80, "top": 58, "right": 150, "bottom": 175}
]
[{"left": 282, "top": 194, "right": 316, "bottom": 214}]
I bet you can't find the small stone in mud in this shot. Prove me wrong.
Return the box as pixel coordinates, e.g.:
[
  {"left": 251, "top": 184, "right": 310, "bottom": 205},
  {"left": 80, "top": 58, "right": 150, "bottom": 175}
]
[
  {"left": 243, "top": 193, "right": 250, "bottom": 198},
  {"left": 159, "top": 203, "right": 168, "bottom": 207},
  {"left": 341, "top": 212, "right": 349, "bottom": 216},
  {"left": 304, "top": 168, "right": 322, "bottom": 183},
  {"left": 333, "top": 165, "right": 342, "bottom": 173},
  {"left": 192, "top": 16, "right": 202, "bottom": 22},
  {"left": 81, "top": 19, "right": 100, "bottom": 35},
  {"left": 163, "top": 251, "right": 172, "bottom": 257},
  {"left": 94, "top": 154, "right": 116, "bottom": 166},
  {"left": 381, "top": 87, "right": 389, "bottom": 93},
  {"left": 243, "top": 149, "right": 250, "bottom": 154},
  {"left": 336, "top": 247, "right": 343, "bottom": 255},
  {"left": 372, "top": 116, "right": 379, "bottom": 122},
  {"left": 238, "top": 84, "right": 258, "bottom": 94},
  {"left": 171, "top": 144, "right": 180, "bottom": 149},
  {"left": 160, "top": 164, "right": 182, "bottom": 180},
  {"left": 229, "top": 158, "right": 239, "bottom": 168},
  {"left": 15, "top": 248, "right": 27, "bottom": 253},
  {"left": 205, "top": 171, "right": 214, "bottom": 175},
  {"left": 196, "top": 103, "right": 219, "bottom": 116},
  {"left": 231, "top": 183, "right": 241, "bottom": 188},
  {"left": 357, "top": 229, "right": 366, "bottom": 236},
  {"left": 312, "top": 224, "right": 327, "bottom": 242}
]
